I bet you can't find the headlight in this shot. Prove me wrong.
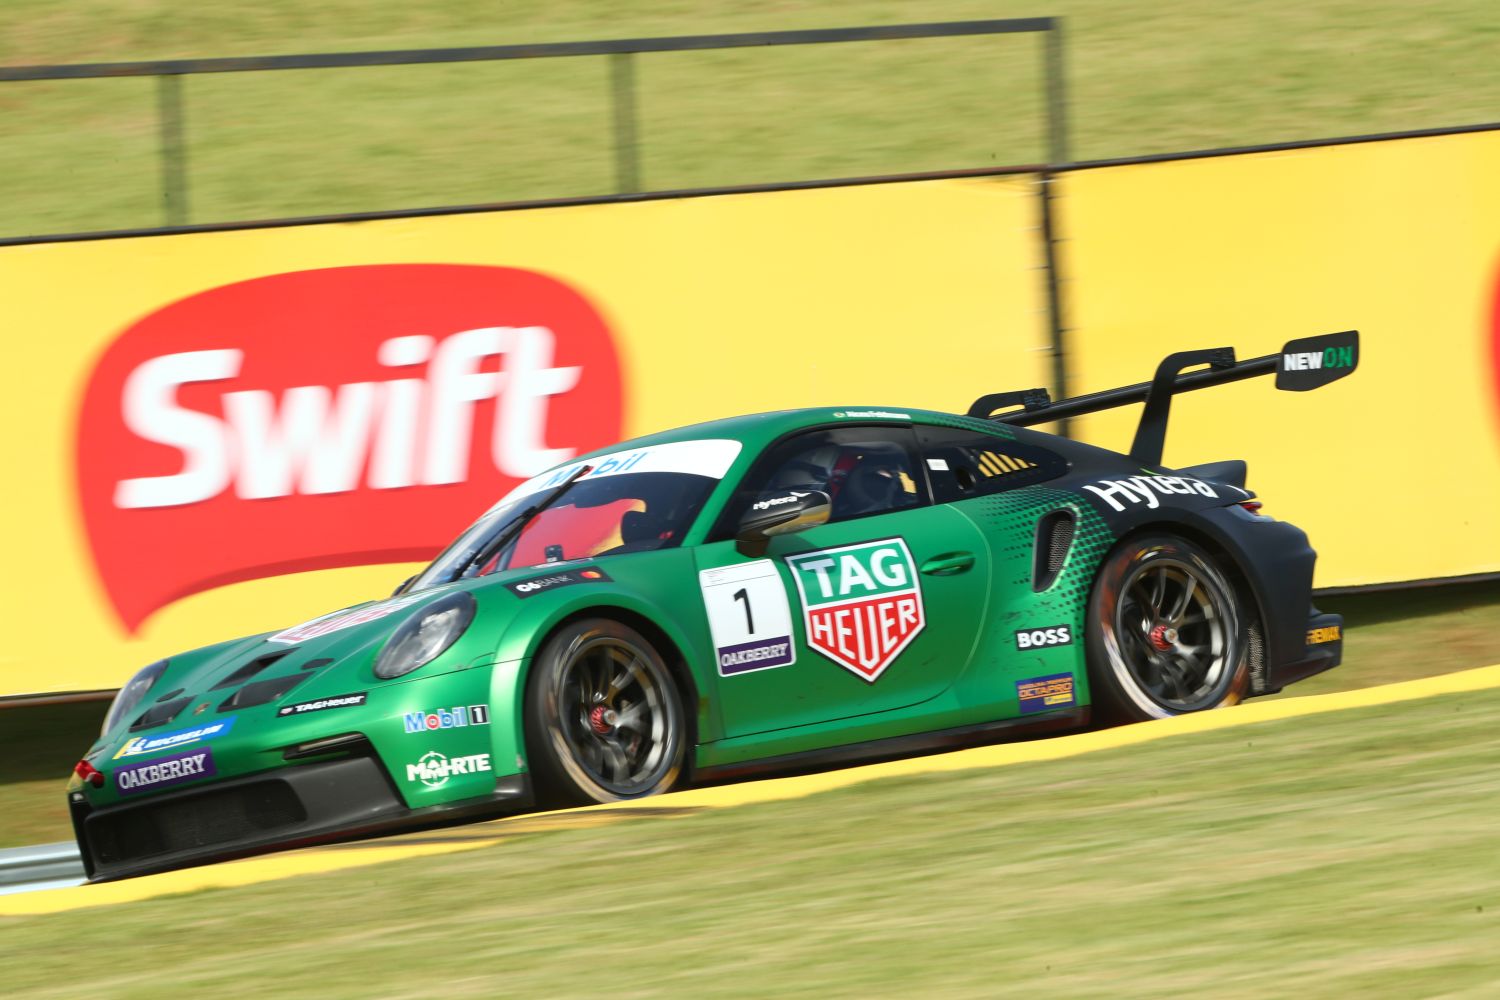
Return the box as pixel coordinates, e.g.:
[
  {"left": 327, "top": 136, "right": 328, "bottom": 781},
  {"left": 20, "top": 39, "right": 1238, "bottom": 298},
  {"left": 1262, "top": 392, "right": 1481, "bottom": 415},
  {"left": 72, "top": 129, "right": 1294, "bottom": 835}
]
[
  {"left": 374, "top": 592, "right": 477, "bottom": 680},
  {"left": 102, "top": 660, "right": 168, "bottom": 735}
]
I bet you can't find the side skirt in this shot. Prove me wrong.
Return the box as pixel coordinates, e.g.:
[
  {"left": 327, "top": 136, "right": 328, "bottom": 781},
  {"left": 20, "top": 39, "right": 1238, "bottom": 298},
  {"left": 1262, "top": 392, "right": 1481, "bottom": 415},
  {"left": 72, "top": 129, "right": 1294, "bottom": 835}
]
[{"left": 691, "top": 708, "right": 1089, "bottom": 785}]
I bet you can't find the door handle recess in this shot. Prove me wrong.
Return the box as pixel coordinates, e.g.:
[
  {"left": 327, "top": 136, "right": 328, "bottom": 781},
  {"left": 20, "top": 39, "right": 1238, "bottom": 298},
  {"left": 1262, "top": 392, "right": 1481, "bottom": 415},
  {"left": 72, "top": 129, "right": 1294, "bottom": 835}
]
[{"left": 920, "top": 552, "right": 976, "bottom": 576}]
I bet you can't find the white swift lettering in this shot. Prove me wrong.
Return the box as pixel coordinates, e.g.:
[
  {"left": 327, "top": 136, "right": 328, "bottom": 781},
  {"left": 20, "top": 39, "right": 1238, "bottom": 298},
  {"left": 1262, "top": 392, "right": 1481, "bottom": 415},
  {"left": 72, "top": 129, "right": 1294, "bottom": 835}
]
[{"left": 113, "top": 326, "right": 582, "bottom": 509}]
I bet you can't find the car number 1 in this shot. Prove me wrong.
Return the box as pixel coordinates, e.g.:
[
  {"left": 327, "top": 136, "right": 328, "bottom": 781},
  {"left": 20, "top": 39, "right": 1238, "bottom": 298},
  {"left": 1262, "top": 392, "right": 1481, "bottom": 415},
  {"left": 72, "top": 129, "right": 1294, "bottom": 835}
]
[{"left": 698, "top": 560, "right": 796, "bottom": 676}]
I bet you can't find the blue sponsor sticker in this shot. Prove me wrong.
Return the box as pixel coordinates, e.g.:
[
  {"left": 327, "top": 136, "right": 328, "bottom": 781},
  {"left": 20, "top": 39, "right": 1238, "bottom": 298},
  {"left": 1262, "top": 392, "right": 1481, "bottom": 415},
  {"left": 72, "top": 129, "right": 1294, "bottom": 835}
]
[
  {"left": 113, "top": 716, "right": 237, "bottom": 759},
  {"left": 114, "top": 748, "right": 217, "bottom": 795},
  {"left": 1017, "top": 673, "right": 1076, "bottom": 714}
]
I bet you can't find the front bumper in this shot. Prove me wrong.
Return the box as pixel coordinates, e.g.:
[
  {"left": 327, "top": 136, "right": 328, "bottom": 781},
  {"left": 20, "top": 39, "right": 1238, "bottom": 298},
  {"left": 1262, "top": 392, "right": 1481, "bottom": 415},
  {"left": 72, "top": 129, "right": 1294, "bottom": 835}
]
[{"left": 73, "top": 750, "right": 530, "bottom": 882}]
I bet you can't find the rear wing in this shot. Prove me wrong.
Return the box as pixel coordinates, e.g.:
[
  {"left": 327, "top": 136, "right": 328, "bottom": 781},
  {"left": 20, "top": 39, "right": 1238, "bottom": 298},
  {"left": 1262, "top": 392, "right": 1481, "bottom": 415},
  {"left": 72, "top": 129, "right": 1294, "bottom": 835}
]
[{"left": 968, "top": 330, "right": 1359, "bottom": 466}]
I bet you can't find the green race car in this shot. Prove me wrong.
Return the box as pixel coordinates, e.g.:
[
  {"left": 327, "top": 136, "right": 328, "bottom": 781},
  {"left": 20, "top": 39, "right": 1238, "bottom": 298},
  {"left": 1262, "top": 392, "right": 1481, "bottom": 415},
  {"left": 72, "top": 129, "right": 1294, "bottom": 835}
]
[{"left": 69, "top": 333, "right": 1357, "bottom": 881}]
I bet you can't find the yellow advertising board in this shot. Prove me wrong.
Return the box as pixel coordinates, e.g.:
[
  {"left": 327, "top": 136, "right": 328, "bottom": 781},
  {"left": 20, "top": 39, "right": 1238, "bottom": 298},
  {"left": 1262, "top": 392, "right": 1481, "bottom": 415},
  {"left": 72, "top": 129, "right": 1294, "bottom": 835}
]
[
  {"left": 1061, "top": 129, "right": 1500, "bottom": 589},
  {"left": 0, "top": 177, "right": 1048, "bottom": 698}
]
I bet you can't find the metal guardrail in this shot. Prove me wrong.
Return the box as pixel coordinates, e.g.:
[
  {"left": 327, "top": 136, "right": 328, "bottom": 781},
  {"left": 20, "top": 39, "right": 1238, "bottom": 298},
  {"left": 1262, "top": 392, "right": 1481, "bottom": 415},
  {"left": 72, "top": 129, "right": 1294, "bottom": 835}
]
[
  {"left": 0, "top": 841, "right": 84, "bottom": 894},
  {"left": 0, "top": 18, "right": 1068, "bottom": 229}
]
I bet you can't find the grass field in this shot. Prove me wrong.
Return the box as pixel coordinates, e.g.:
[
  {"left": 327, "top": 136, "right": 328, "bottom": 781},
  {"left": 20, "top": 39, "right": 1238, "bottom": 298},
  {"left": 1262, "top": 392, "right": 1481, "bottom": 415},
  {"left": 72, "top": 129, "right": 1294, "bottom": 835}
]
[
  {"left": 4, "top": 682, "right": 1499, "bottom": 997},
  {"left": 5, "top": 579, "right": 1499, "bottom": 850},
  {"left": 2, "top": 1, "right": 1498, "bottom": 235}
]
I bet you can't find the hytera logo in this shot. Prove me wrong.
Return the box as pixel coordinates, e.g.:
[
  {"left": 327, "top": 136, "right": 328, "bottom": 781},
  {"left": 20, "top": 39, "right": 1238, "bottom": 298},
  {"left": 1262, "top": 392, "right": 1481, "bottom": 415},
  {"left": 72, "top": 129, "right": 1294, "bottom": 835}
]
[
  {"left": 754, "top": 491, "right": 807, "bottom": 512},
  {"left": 76, "top": 265, "right": 623, "bottom": 632},
  {"left": 1015, "top": 625, "right": 1073, "bottom": 650},
  {"left": 1082, "top": 475, "right": 1218, "bottom": 512},
  {"left": 1283, "top": 346, "right": 1355, "bottom": 371},
  {"left": 403, "top": 704, "right": 491, "bottom": 734},
  {"left": 406, "top": 750, "right": 493, "bottom": 789}
]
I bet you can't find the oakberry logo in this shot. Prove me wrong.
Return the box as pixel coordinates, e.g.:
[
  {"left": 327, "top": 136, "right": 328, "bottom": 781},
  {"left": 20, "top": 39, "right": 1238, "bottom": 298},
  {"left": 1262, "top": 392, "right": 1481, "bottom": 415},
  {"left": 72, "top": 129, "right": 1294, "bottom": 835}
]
[{"left": 77, "top": 265, "right": 622, "bottom": 631}]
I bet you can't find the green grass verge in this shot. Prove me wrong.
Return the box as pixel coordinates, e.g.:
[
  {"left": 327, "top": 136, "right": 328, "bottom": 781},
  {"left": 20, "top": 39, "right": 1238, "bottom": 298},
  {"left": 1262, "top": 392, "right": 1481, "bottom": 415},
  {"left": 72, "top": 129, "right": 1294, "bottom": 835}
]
[
  {"left": 5, "top": 684, "right": 1500, "bottom": 997},
  {"left": 4, "top": 580, "right": 1500, "bottom": 849},
  {"left": 2, "top": 1, "right": 1498, "bottom": 235}
]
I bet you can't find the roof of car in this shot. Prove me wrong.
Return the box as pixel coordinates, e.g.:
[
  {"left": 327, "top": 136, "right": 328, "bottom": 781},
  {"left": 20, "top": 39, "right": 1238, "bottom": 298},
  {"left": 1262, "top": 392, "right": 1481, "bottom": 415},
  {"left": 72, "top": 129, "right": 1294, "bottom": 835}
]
[{"left": 570, "top": 406, "right": 1017, "bottom": 461}]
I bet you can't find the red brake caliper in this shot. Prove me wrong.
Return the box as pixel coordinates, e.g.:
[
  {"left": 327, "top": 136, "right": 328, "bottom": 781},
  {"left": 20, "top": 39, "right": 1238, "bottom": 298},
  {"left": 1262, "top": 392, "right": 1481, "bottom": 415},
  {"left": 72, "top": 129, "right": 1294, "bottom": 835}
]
[{"left": 1149, "top": 624, "right": 1178, "bottom": 652}]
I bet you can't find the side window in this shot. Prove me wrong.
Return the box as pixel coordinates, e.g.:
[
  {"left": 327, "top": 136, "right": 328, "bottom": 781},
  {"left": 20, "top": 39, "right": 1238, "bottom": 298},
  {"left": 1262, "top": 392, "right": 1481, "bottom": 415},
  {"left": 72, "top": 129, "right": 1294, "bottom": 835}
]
[
  {"left": 916, "top": 425, "right": 1067, "bottom": 503},
  {"left": 716, "top": 426, "right": 928, "bottom": 535}
]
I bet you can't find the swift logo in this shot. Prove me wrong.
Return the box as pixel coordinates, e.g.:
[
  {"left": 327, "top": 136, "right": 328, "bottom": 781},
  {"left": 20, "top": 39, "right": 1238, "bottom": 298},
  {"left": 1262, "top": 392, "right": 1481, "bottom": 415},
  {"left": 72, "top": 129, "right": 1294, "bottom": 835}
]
[
  {"left": 76, "top": 265, "right": 622, "bottom": 632},
  {"left": 1083, "top": 475, "right": 1218, "bottom": 512},
  {"left": 786, "top": 538, "right": 924, "bottom": 682}
]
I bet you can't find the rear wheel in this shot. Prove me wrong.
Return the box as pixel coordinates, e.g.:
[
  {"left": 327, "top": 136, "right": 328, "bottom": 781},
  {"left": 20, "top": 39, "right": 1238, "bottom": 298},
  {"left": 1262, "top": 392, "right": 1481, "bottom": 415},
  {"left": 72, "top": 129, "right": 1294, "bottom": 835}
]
[
  {"left": 525, "top": 618, "right": 685, "bottom": 804},
  {"left": 1086, "top": 534, "right": 1249, "bottom": 723}
]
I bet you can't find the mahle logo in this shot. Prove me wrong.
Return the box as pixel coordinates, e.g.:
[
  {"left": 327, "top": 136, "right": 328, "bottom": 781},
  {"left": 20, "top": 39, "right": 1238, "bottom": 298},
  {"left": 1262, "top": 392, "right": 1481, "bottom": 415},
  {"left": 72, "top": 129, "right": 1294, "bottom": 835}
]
[{"left": 786, "top": 538, "right": 925, "bottom": 682}]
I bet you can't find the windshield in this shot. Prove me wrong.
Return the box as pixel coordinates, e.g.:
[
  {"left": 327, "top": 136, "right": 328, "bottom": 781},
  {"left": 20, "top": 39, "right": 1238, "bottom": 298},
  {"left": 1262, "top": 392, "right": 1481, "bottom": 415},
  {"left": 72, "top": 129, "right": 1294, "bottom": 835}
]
[{"left": 409, "top": 439, "right": 741, "bottom": 591}]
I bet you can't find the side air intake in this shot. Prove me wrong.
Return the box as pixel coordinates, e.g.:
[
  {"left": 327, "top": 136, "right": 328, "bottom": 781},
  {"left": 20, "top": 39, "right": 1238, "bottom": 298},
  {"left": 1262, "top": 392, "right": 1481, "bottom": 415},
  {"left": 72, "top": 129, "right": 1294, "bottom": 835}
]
[{"left": 1032, "top": 510, "right": 1075, "bottom": 591}]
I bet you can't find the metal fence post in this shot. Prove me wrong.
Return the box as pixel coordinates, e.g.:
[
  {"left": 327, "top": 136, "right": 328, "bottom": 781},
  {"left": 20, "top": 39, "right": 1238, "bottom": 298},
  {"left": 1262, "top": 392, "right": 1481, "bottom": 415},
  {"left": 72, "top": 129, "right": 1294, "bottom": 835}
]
[
  {"left": 610, "top": 51, "right": 641, "bottom": 194},
  {"left": 1038, "top": 19, "right": 1071, "bottom": 435},
  {"left": 156, "top": 74, "right": 190, "bottom": 226},
  {"left": 1041, "top": 19, "right": 1069, "bottom": 166}
]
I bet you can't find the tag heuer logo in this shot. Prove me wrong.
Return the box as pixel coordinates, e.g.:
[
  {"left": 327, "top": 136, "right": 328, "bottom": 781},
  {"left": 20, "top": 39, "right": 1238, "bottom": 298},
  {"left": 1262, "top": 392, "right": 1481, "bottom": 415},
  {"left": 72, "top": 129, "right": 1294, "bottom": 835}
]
[{"left": 786, "top": 538, "right": 925, "bottom": 682}]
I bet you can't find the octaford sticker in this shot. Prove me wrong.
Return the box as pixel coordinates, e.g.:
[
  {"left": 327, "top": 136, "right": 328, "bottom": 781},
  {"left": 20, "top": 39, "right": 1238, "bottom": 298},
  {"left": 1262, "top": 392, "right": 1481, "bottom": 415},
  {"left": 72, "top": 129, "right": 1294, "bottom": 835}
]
[
  {"left": 76, "top": 265, "right": 623, "bottom": 633},
  {"left": 785, "top": 538, "right": 925, "bottom": 682}
]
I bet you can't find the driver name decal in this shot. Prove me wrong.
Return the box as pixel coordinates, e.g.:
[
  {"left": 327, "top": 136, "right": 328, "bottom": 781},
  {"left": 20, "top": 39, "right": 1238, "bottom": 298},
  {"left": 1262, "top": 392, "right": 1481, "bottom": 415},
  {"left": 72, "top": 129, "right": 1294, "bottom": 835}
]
[
  {"left": 77, "top": 264, "right": 623, "bottom": 632},
  {"left": 786, "top": 538, "right": 925, "bottom": 682}
]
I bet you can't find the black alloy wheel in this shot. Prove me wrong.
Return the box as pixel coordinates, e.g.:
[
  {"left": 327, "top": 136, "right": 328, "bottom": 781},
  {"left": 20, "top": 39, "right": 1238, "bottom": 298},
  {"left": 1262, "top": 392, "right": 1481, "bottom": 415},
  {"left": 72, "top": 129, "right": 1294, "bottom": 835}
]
[
  {"left": 526, "top": 618, "right": 685, "bottom": 804},
  {"left": 1087, "top": 534, "right": 1250, "bottom": 723}
]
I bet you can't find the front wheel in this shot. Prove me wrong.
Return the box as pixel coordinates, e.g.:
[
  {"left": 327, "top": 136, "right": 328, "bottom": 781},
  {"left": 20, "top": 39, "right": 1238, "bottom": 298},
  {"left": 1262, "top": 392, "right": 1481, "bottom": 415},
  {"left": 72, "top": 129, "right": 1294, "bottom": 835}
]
[
  {"left": 1086, "top": 534, "right": 1249, "bottom": 723},
  {"left": 525, "top": 618, "right": 686, "bottom": 805}
]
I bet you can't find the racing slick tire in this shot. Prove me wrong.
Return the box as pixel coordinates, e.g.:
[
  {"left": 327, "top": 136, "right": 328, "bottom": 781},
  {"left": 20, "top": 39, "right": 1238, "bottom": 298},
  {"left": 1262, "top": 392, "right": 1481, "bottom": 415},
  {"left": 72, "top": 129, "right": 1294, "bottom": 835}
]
[
  {"left": 1086, "top": 533, "right": 1250, "bottom": 724},
  {"left": 525, "top": 617, "right": 686, "bottom": 805}
]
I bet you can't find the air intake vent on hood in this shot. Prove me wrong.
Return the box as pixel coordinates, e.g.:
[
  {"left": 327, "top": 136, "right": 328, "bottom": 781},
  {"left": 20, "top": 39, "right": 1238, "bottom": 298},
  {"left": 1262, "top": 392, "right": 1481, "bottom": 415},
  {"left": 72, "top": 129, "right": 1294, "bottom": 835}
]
[
  {"left": 211, "top": 649, "right": 296, "bottom": 691},
  {"left": 131, "top": 698, "right": 192, "bottom": 731},
  {"left": 218, "top": 672, "right": 310, "bottom": 711}
]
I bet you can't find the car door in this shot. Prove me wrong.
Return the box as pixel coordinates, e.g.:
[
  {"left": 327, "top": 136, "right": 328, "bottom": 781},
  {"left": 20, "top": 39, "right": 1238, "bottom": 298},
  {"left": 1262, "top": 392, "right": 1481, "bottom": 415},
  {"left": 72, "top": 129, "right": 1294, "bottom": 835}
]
[{"left": 694, "top": 425, "right": 993, "bottom": 738}]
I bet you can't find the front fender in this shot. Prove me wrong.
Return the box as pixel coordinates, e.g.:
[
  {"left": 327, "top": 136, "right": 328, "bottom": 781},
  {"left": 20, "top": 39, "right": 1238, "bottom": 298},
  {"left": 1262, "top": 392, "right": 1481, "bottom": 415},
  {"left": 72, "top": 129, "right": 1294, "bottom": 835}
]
[{"left": 481, "top": 549, "right": 716, "bottom": 765}]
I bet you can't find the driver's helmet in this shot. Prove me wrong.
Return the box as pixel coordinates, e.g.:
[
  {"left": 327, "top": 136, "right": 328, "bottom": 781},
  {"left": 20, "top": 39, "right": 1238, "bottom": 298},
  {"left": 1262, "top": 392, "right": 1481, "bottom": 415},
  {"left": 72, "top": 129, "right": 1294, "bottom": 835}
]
[{"left": 836, "top": 445, "right": 911, "bottom": 517}]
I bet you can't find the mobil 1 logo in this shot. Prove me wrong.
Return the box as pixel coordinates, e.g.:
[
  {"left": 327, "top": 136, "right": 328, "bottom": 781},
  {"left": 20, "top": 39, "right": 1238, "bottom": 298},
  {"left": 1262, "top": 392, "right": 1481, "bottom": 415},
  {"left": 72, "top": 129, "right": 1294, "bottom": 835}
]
[{"left": 1015, "top": 625, "right": 1073, "bottom": 650}]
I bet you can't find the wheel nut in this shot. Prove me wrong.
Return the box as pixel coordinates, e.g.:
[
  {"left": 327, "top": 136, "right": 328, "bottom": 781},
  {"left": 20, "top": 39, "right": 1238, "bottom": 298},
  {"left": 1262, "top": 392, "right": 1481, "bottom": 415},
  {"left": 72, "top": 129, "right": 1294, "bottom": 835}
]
[{"left": 1149, "top": 624, "right": 1179, "bottom": 651}]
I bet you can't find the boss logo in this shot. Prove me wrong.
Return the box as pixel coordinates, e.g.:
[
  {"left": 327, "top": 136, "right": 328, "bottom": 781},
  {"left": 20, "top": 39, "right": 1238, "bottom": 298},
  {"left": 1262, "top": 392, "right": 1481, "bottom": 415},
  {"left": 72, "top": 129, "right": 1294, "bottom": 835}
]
[{"left": 1015, "top": 625, "right": 1073, "bottom": 650}]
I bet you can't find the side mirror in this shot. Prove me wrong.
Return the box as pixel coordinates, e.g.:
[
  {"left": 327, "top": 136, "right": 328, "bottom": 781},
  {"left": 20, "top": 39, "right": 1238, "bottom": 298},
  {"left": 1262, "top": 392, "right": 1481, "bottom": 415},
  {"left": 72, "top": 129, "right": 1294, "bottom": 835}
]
[{"left": 735, "top": 490, "right": 831, "bottom": 557}]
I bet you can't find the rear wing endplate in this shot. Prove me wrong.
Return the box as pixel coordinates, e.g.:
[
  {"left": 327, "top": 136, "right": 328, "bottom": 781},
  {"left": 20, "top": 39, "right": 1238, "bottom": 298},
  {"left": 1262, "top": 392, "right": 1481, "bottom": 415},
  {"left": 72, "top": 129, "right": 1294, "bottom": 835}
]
[{"left": 968, "top": 330, "right": 1359, "bottom": 466}]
